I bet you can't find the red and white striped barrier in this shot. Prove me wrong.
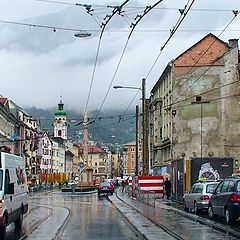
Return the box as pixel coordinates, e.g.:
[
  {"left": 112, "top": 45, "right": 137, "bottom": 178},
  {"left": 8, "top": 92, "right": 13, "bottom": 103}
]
[{"left": 137, "top": 176, "right": 164, "bottom": 195}]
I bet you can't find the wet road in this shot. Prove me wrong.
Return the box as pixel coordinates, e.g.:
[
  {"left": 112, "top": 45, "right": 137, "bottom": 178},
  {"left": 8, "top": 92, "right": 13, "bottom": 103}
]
[{"left": 6, "top": 191, "right": 142, "bottom": 240}]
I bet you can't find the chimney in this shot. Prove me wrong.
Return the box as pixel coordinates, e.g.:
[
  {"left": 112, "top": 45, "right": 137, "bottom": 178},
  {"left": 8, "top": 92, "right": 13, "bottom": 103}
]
[{"left": 228, "top": 39, "right": 238, "bottom": 49}]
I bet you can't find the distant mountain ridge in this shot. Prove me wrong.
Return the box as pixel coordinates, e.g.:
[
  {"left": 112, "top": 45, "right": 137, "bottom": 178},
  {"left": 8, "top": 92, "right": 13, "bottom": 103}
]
[{"left": 26, "top": 106, "right": 136, "bottom": 146}]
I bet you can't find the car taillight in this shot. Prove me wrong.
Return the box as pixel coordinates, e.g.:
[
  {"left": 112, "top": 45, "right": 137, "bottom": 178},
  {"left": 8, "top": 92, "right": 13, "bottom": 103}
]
[
  {"left": 200, "top": 195, "right": 210, "bottom": 201},
  {"left": 230, "top": 194, "right": 240, "bottom": 202},
  {"left": 108, "top": 185, "right": 113, "bottom": 189},
  {"left": 98, "top": 186, "right": 104, "bottom": 189}
]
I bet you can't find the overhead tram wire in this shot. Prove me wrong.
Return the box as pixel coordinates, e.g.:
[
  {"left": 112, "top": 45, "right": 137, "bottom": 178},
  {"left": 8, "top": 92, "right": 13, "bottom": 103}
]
[
  {"left": 145, "top": 0, "right": 196, "bottom": 80},
  {"left": 93, "top": 0, "right": 165, "bottom": 122},
  {"left": 0, "top": 19, "right": 239, "bottom": 34},
  {"left": 30, "top": 0, "right": 238, "bottom": 13},
  {"left": 83, "top": 0, "right": 130, "bottom": 113},
  {"left": 171, "top": 10, "right": 240, "bottom": 106},
  {"left": 119, "top": 0, "right": 196, "bottom": 118}
]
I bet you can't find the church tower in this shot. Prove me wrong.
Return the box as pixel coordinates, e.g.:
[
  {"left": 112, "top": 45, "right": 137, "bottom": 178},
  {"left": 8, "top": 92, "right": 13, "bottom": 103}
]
[{"left": 54, "top": 96, "right": 67, "bottom": 140}]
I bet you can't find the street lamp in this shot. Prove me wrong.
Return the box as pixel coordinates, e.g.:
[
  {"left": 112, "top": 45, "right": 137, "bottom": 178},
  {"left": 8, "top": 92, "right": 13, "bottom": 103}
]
[
  {"left": 113, "top": 78, "right": 147, "bottom": 175},
  {"left": 74, "top": 32, "right": 92, "bottom": 38}
]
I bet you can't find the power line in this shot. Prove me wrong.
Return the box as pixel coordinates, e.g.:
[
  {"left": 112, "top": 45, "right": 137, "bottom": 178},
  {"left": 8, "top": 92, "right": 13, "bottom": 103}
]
[
  {"left": 93, "top": 0, "right": 165, "bottom": 122},
  {"left": 1, "top": 19, "right": 240, "bottom": 34},
  {"left": 30, "top": 0, "right": 239, "bottom": 13},
  {"left": 145, "top": 0, "right": 196, "bottom": 79},
  {"left": 171, "top": 11, "right": 239, "bottom": 105},
  {"left": 84, "top": 0, "right": 130, "bottom": 112},
  {"left": 119, "top": 0, "right": 196, "bottom": 119}
]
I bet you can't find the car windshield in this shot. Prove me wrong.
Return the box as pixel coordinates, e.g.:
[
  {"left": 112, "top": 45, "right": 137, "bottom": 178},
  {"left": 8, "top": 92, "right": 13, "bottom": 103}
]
[
  {"left": 206, "top": 183, "right": 218, "bottom": 193},
  {"left": 100, "top": 182, "right": 110, "bottom": 187}
]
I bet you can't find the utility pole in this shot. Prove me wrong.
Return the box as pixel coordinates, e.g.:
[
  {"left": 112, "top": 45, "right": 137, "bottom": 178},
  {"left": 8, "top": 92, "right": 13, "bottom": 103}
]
[
  {"left": 135, "top": 105, "right": 139, "bottom": 176},
  {"left": 83, "top": 111, "right": 89, "bottom": 168},
  {"left": 142, "top": 78, "right": 148, "bottom": 175}
]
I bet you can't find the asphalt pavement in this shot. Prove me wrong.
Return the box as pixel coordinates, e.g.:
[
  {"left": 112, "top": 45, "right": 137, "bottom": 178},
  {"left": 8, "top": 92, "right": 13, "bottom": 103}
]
[
  {"left": 25, "top": 188, "right": 240, "bottom": 240},
  {"left": 109, "top": 188, "right": 240, "bottom": 240}
]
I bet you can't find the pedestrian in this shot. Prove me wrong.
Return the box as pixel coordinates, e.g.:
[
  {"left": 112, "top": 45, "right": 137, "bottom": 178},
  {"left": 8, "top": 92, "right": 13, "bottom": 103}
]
[
  {"left": 164, "top": 177, "right": 171, "bottom": 200},
  {"left": 121, "top": 180, "right": 126, "bottom": 193}
]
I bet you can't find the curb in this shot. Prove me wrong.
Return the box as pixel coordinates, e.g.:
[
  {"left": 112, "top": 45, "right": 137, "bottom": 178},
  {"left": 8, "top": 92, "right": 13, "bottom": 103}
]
[{"left": 154, "top": 201, "right": 240, "bottom": 239}]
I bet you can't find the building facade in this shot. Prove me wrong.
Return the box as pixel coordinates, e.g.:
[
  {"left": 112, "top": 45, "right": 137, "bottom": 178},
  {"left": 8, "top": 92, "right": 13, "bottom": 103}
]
[{"left": 150, "top": 33, "right": 240, "bottom": 175}]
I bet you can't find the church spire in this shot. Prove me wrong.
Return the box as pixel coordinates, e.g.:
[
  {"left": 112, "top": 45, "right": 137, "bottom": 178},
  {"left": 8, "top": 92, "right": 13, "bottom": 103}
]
[{"left": 53, "top": 96, "right": 67, "bottom": 140}]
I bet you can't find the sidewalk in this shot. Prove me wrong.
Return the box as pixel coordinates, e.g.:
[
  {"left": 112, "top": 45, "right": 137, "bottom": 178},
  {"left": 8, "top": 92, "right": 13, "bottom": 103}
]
[
  {"left": 109, "top": 188, "right": 239, "bottom": 240},
  {"left": 108, "top": 189, "right": 176, "bottom": 240},
  {"left": 26, "top": 205, "right": 70, "bottom": 240}
]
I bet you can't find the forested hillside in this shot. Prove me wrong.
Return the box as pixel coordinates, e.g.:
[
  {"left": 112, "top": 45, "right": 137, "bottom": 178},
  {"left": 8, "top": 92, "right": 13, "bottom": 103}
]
[{"left": 26, "top": 107, "right": 136, "bottom": 145}]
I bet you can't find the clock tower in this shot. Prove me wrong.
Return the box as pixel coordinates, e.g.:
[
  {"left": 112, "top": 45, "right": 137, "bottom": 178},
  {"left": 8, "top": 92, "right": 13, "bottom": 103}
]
[{"left": 54, "top": 97, "right": 67, "bottom": 140}]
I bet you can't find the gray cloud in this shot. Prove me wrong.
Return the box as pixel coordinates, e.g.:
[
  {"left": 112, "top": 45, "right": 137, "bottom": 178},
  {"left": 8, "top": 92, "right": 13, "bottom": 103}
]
[{"left": 0, "top": 0, "right": 239, "bottom": 111}]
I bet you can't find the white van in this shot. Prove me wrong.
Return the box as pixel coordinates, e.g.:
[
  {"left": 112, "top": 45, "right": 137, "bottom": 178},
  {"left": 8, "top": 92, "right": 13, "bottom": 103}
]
[{"left": 0, "top": 152, "right": 28, "bottom": 239}]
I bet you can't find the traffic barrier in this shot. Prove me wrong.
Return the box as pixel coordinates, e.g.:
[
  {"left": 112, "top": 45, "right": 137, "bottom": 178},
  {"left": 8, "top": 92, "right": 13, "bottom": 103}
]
[{"left": 136, "top": 176, "right": 164, "bottom": 197}]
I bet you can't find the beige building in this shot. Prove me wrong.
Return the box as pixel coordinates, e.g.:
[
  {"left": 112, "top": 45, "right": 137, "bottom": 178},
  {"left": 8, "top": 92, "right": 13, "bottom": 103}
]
[
  {"left": 111, "top": 153, "right": 120, "bottom": 177},
  {"left": 150, "top": 33, "right": 240, "bottom": 175},
  {"left": 79, "top": 144, "right": 107, "bottom": 180}
]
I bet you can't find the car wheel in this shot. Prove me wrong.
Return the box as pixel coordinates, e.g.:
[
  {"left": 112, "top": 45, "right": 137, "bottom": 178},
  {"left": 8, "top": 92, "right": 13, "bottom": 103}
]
[
  {"left": 183, "top": 201, "right": 189, "bottom": 212},
  {"left": 225, "top": 208, "right": 234, "bottom": 225},
  {"left": 208, "top": 205, "right": 215, "bottom": 219},
  {"left": 0, "top": 216, "right": 7, "bottom": 240},
  {"left": 193, "top": 202, "right": 199, "bottom": 214},
  {"left": 14, "top": 213, "right": 23, "bottom": 229}
]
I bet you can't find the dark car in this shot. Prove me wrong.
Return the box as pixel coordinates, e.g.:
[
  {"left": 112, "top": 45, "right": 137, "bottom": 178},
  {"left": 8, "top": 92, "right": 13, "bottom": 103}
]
[
  {"left": 208, "top": 176, "right": 240, "bottom": 224},
  {"left": 98, "top": 182, "right": 114, "bottom": 196}
]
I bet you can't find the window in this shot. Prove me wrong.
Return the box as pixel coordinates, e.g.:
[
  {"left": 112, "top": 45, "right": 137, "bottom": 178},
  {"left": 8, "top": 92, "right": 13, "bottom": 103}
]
[
  {"left": 191, "top": 184, "right": 203, "bottom": 193},
  {"left": 215, "top": 182, "right": 223, "bottom": 194},
  {"left": 221, "top": 181, "right": 230, "bottom": 193},
  {"left": 58, "top": 130, "right": 62, "bottom": 136},
  {"left": 190, "top": 185, "right": 197, "bottom": 193},
  {"left": 236, "top": 181, "right": 240, "bottom": 191},
  {"left": 196, "top": 185, "right": 203, "bottom": 193},
  {"left": 5, "top": 169, "right": 10, "bottom": 192},
  {"left": 206, "top": 183, "right": 218, "bottom": 193},
  {"left": 227, "top": 181, "right": 235, "bottom": 192}
]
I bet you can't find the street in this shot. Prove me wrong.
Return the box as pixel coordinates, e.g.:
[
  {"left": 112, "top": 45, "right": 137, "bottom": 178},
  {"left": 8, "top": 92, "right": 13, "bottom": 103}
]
[
  {"left": 4, "top": 189, "right": 240, "bottom": 240},
  {"left": 5, "top": 190, "right": 142, "bottom": 240}
]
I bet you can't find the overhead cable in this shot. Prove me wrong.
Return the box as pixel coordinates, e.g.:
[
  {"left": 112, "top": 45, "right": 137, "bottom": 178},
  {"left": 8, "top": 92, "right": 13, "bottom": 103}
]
[
  {"left": 93, "top": 0, "right": 165, "bottom": 122},
  {"left": 84, "top": 0, "right": 130, "bottom": 113},
  {"left": 171, "top": 10, "right": 239, "bottom": 105},
  {"left": 145, "top": 0, "right": 196, "bottom": 80}
]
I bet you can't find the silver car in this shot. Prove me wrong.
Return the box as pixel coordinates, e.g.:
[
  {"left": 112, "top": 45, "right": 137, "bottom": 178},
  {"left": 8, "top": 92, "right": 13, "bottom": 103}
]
[{"left": 183, "top": 181, "right": 220, "bottom": 213}]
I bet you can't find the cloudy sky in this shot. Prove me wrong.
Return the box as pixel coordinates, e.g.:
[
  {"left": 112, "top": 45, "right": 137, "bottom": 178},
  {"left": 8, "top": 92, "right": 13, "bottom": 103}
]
[{"left": 0, "top": 0, "right": 239, "bottom": 113}]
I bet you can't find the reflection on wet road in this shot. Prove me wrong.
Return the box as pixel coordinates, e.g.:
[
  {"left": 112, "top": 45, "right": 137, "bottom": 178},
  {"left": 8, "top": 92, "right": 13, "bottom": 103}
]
[{"left": 27, "top": 192, "right": 141, "bottom": 240}]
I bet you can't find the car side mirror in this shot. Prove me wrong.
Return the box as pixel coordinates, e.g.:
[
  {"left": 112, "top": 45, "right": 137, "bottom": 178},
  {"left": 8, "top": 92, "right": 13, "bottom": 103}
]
[{"left": 5, "top": 182, "right": 14, "bottom": 195}]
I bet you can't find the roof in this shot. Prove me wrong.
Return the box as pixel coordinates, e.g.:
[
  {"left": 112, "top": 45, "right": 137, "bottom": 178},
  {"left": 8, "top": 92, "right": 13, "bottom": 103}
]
[
  {"left": 124, "top": 141, "right": 136, "bottom": 146},
  {"left": 79, "top": 145, "right": 106, "bottom": 154},
  {"left": 174, "top": 33, "right": 229, "bottom": 64}
]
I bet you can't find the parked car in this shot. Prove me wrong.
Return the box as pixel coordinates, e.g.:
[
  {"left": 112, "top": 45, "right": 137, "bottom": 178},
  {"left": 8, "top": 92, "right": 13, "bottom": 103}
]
[
  {"left": 183, "top": 180, "right": 220, "bottom": 213},
  {"left": 98, "top": 182, "right": 114, "bottom": 196},
  {"left": 208, "top": 176, "right": 240, "bottom": 224}
]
